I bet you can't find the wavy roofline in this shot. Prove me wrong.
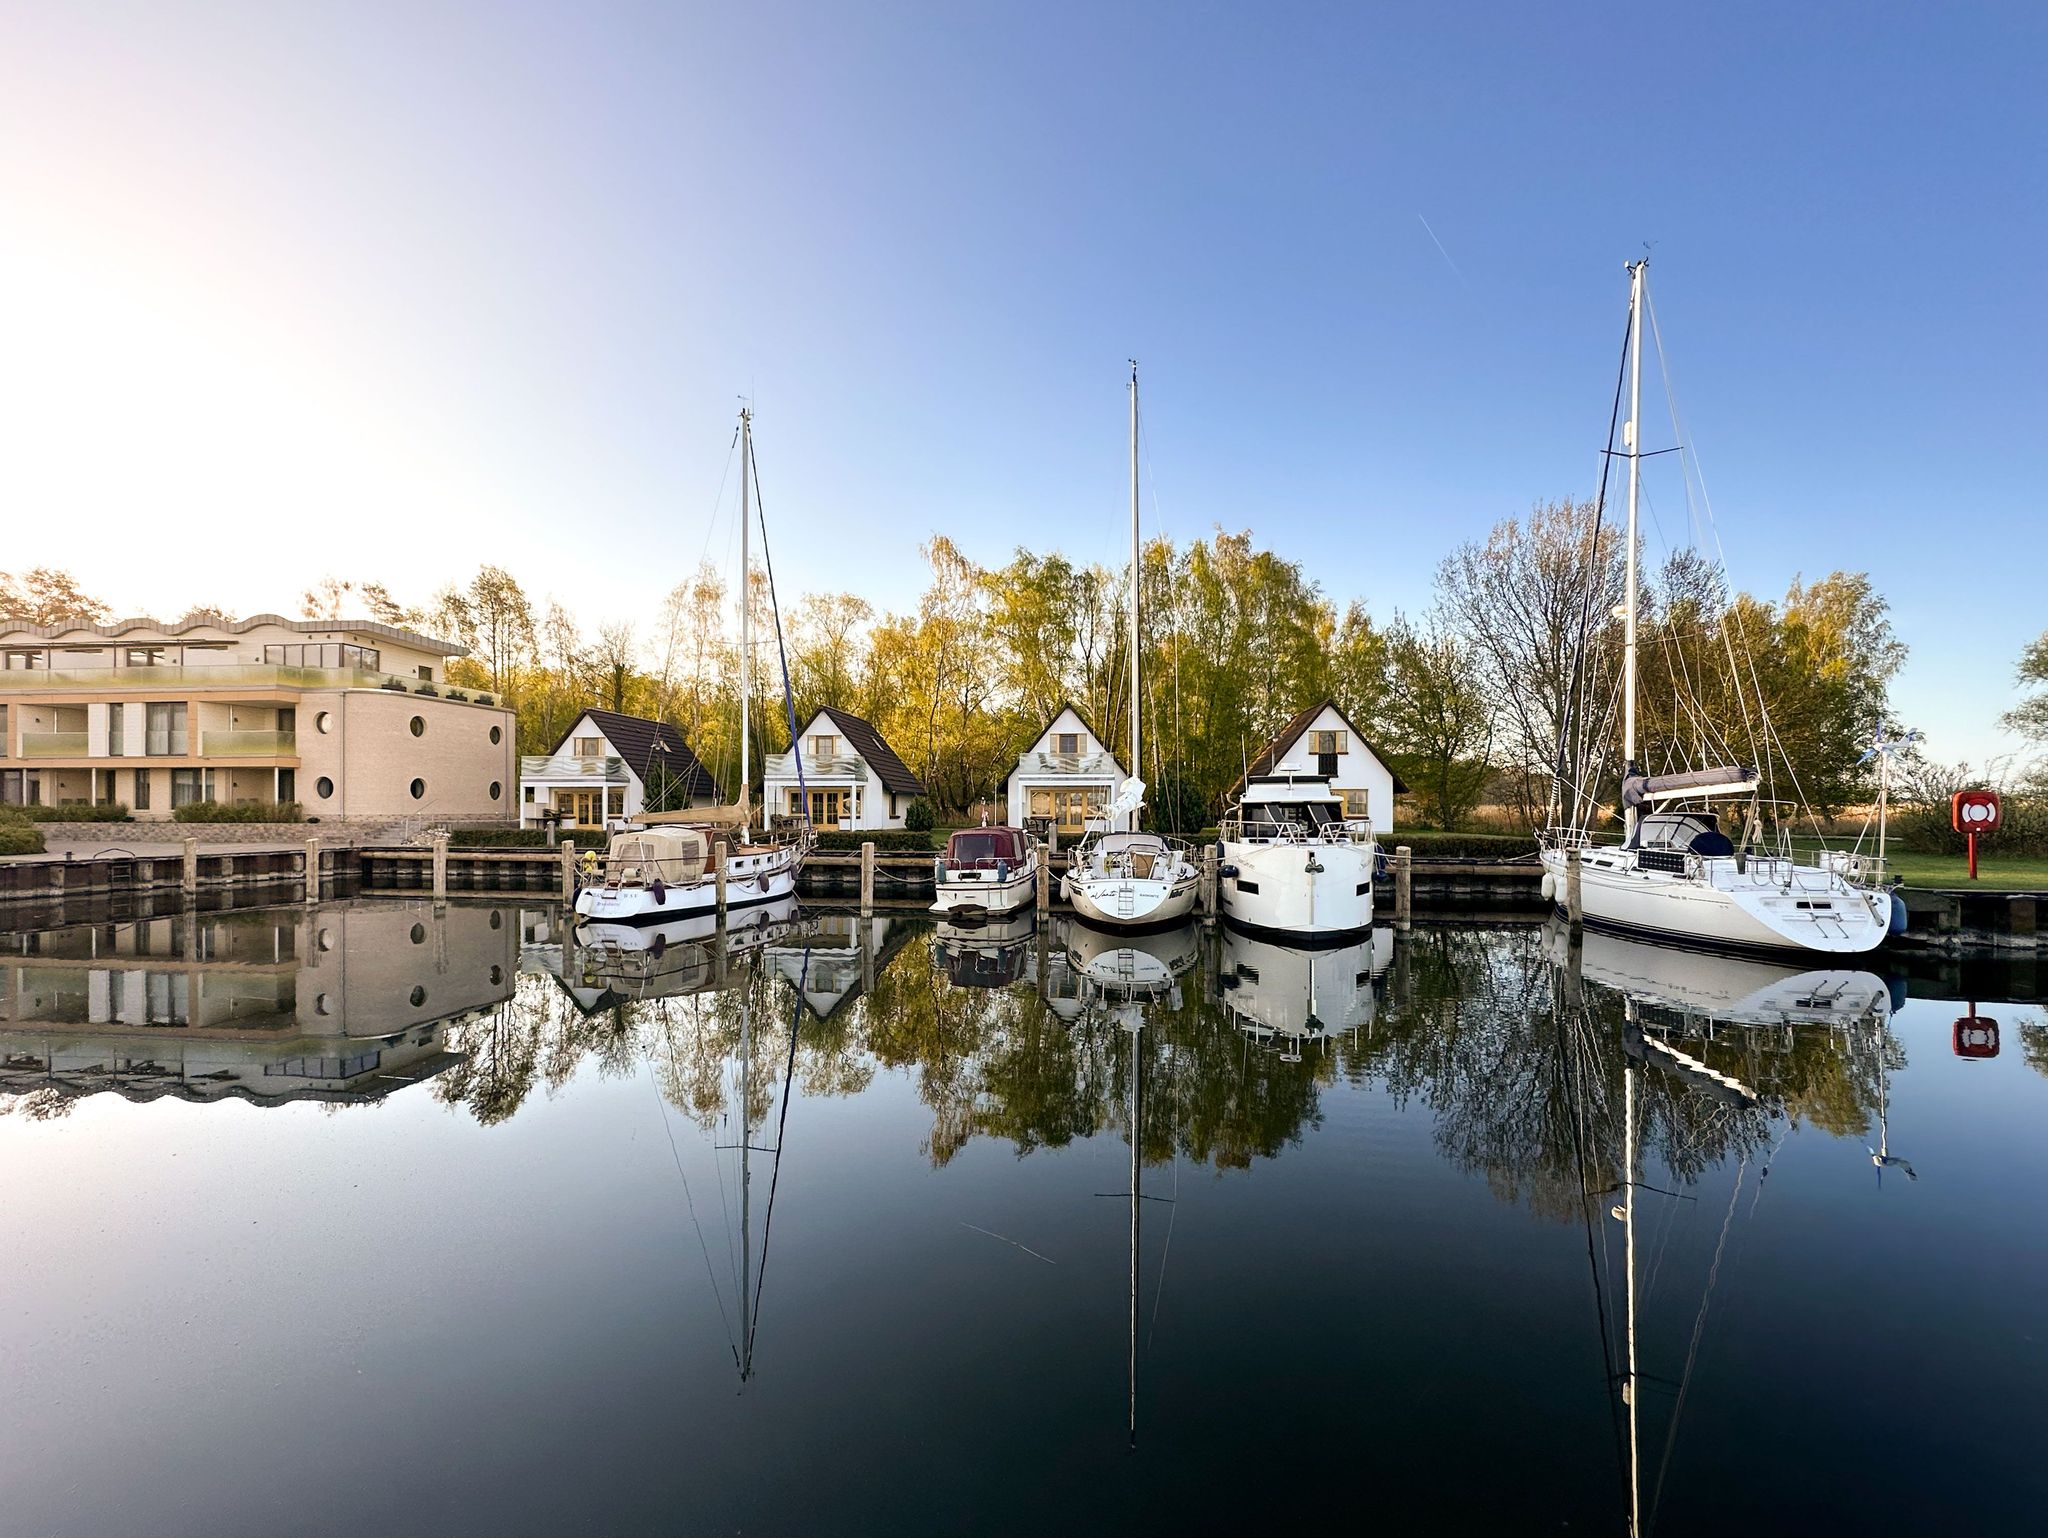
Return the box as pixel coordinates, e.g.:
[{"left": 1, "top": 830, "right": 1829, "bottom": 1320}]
[{"left": 0, "top": 612, "right": 466, "bottom": 657}]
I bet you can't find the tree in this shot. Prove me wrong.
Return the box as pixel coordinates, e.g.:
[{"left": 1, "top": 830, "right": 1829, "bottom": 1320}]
[
  {"left": 0, "top": 568, "right": 112, "bottom": 625},
  {"left": 302, "top": 577, "right": 414, "bottom": 626},
  {"left": 434, "top": 566, "right": 536, "bottom": 697},
  {"left": 2004, "top": 629, "right": 2048, "bottom": 743},
  {"left": 1384, "top": 615, "right": 1494, "bottom": 829}
]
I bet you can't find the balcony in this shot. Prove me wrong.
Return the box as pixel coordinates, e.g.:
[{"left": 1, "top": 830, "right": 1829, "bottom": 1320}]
[
  {"left": 519, "top": 754, "right": 627, "bottom": 782},
  {"left": 20, "top": 731, "right": 88, "bottom": 758},
  {"left": 0, "top": 664, "right": 495, "bottom": 705},
  {"left": 202, "top": 730, "right": 298, "bottom": 758},
  {"left": 765, "top": 751, "right": 868, "bottom": 782}
]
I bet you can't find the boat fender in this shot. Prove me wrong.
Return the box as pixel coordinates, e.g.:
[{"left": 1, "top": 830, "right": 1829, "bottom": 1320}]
[
  {"left": 1540, "top": 871, "right": 1556, "bottom": 902},
  {"left": 1374, "top": 850, "right": 1390, "bottom": 879},
  {"left": 1218, "top": 864, "right": 1239, "bottom": 879},
  {"left": 651, "top": 879, "right": 667, "bottom": 905},
  {"left": 1887, "top": 891, "right": 1908, "bottom": 935},
  {"left": 997, "top": 858, "right": 1009, "bottom": 882},
  {"left": 933, "top": 856, "right": 946, "bottom": 884}
]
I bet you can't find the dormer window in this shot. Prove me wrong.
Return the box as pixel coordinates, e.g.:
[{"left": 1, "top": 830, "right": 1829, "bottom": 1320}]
[
  {"left": 1309, "top": 729, "right": 1346, "bottom": 756},
  {"left": 572, "top": 736, "right": 603, "bottom": 758},
  {"left": 1054, "top": 733, "right": 1080, "bottom": 756}
]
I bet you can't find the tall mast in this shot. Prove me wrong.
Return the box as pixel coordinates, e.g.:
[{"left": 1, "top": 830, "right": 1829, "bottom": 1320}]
[
  {"left": 739, "top": 406, "right": 753, "bottom": 822},
  {"left": 1127, "top": 360, "right": 1142, "bottom": 818},
  {"left": 1622, "top": 262, "right": 1646, "bottom": 840}
]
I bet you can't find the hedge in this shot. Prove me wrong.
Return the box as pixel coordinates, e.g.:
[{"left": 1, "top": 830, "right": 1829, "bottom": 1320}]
[
  {"left": 815, "top": 829, "right": 935, "bottom": 853},
  {"left": 21, "top": 803, "right": 133, "bottom": 822},
  {"left": 449, "top": 827, "right": 555, "bottom": 848},
  {"left": 1385, "top": 830, "right": 1540, "bottom": 859},
  {"left": 172, "top": 801, "right": 305, "bottom": 824},
  {"left": 0, "top": 821, "right": 45, "bottom": 855}
]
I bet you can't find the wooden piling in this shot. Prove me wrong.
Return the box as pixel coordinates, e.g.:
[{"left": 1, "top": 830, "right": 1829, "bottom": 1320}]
[
  {"left": 431, "top": 832, "right": 449, "bottom": 900},
  {"left": 1394, "top": 845, "right": 1412, "bottom": 928},
  {"left": 1201, "top": 844, "right": 1218, "bottom": 919},
  {"left": 560, "top": 839, "right": 576, "bottom": 904},
  {"left": 181, "top": 837, "right": 199, "bottom": 895},
  {"left": 713, "top": 840, "right": 728, "bottom": 919},
  {"left": 860, "top": 840, "right": 876, "bottom": 916},
  {"left": 1565, "top": 851, "right": 1584, "bottom": 932},
  {"left": 304, "top": 837, "right": 321, "bottom": 903}
]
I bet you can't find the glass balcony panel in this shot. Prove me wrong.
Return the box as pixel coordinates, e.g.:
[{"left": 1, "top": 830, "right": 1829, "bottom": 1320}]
[
  {"left": 20, "top": 731, "right": 89, "bottom": 757},
  {"left": 202, "top": 731, "right": 298, "bottom": 757}
]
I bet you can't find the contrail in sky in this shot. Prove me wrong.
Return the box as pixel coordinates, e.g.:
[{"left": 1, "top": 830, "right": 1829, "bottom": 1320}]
[{"left": 1417, "top": 213, "right": 1466, "bottom": 285}]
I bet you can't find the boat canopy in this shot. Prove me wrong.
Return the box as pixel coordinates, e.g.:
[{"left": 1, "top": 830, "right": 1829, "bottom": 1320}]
[
  {"left": 945, "top": 826, "right": 1031, "bottom": 865},
  {"left": 603, "top": 826, "right": 710, "bottom": 884},
  {"left": 1626, "top": 811, "right": 1735, "bottom": 856}
]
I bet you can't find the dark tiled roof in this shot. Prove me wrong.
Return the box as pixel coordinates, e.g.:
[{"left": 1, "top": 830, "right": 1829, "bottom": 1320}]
[
  {"left": 1231, "top": 698, "right": 1408, "bottom": 798},
  {"left": 556, "top": 709, "right": 720, "bottom": 800},
  {"left": 815, "top": 706, "right": 924, "bottom": 797}
]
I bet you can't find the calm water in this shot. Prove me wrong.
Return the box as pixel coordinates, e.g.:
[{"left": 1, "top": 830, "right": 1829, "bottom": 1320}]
[{"left": 2, "top": 896, "right": 2045, "bottom": 1536}]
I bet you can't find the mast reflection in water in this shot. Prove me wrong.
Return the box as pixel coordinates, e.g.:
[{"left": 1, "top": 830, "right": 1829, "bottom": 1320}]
[{"left": 1, "top": 899, "right": 2044, "bottom": 1536}]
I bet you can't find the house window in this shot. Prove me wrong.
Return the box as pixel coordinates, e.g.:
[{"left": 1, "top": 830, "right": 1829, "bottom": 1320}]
[
  {"left": 572, "top": 736, "right": 602, "bottom": 758},
  {"left": 0, "top": 768, "right": 39, "bottom": 805},
  {"left": 133, "top": 768, "right": 151, "bottom": 811},
  {"left": 146, "top": 703, "right": 187, "bottom": 756},
  {"left": 2, "top": 649, "right": 46, "bottom": 670},
  {"left": 409, "top": 716, "right": 425, "bottom": 737},
  {"left": 1029, "top": 788, "right": 1055, "bottom": 818},
  {"left": 809, "top": 734, "right": 838, "bottom": 758},
  {"left": 105, "top": 703, "right": 124, "bottom": 756},
  {"left": 123, "top": 646, "right": 167, "bottom": 668},
  {"left": 1343, "top": 789, "right": 1370, "bottom": 819},
  {"left": 417, "top": 666, "right": 433, "bottom": 681},
  {"left": 1054, "top": 733, "right": 1080, "bottom": 756},
  {"left": 264, "top": 642, "right": 381, "bottom": 671},
  {"left": 277, "top": 769, "right": 295, "bottom": 803},
  {"left": 607, "top": 787, "right": 625, "bottom": 815},
  {"left": 524, "top": 785, "right": 536, "bottom": 802},
  {"left": 315, "top": 776, "right": 334, "bottom": 799},
  {"left": 1310, "top": 730, "right": 1347, "bottom": 756},
  {"left": 0, "top": 703, "right": 8, "bottom": 756},
  {"left": 170, "top": 769, "right": 202, "bottom": 808}
]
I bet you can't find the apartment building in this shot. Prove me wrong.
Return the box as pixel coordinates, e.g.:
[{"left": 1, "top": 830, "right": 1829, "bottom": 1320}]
[{"left": 0, "top": 614, "right": 517, "bottom": 821}]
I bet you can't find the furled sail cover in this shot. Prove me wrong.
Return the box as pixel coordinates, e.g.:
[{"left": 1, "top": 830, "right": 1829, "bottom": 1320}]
[{"left": 1621, "top": 764, "right": 1757, "bottom": 808}]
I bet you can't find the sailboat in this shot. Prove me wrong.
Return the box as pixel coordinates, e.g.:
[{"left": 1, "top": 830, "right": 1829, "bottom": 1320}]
[
  {"left": 1539, "top": 261, "right": 1896, "bottom": 956},
  {"left": 1061, "top": 362, "right": 1200, "bottom": 930},
  {"left": 576, "top": 407, "right": 813, "bottom": 927}
]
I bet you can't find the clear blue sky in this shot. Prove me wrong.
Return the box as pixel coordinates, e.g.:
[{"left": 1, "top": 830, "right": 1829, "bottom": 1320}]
[{"left": 1, "top": 2, "right": 2040, "bottom": 764}]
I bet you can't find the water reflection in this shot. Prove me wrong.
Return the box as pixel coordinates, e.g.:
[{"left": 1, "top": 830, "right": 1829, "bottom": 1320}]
[{"left": 0, "top": 900, "right": 514, "bottom": 1113}]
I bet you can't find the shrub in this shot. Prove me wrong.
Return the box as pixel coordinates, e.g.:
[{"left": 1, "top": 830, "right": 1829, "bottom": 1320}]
[
  {"left": 1141, "top": 767, "right": 1208, "bottom": 836},
  {"left": 380, "top": 679, "right": 407, "bottom": 691},
  {"left": 815, "top": 829, "right": 934, "bottom": 853},
  {"left": 415, "top": 684, "right": 440, "bottom": 697},
  {"left": 903, "top": 799, "right": 936, "bottom": 832},
  {"left": 449, "top": 827, "right": 554, "bottom": 848},
  {"left": 1386, "top": 830, "right": 1540, "bottom": 860},
  {"left": 172, "top": 801, "right": 305, "bottom": 824},
  {"left": 23, "top": 803, "right": 132, "bottom": 822},
  {"left": 0, "top": 821, "right": 43, "bottom": 855}
]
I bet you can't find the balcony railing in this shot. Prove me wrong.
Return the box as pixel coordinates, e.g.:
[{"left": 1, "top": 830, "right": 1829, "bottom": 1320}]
[
  {"left": 0, "top": 664, "right": 497, "bottom": 706},
  {"left": 765, "top": 751, "right": 868, "bottom": 781},
  {"left": 20, "top": 731, "right": 88, "bottom": 758},
  {"left": 202, "top": 730, "right": 298, "bottom": 758},
  {"left": 519, "top": 754, "right": 627, "bottom": 782}
]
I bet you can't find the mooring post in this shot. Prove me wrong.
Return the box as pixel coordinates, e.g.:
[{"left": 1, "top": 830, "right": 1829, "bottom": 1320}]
[
  {"left": 1565, "top": 851, "right": 1584, "bottom": 933},
  {"left": 860, "top": 840, "right": 876, "bottom": 916},
  {"left": 1394, "top": 844, "right": 1412, "bottom": 929},
  {"left": 1038, "top": 843, "right": 1052, "bottom": 914},
  {"left": 713, "top": 840, "right": 728, "bottom": 921},
  {"left": 560, "top": 839, "right": 576, "bottom": 905},
  {"left": 431, "top": 831, "right": 449, "bottom": 901},
  {"left": 1201, "top": 844, "right": 1218, "bottom": 919},
  {"left": 861, "top": 919, "right": 875, "bottom": 997},
  {"left": 304, "top": 836, "right": 321, "bottom": 903},
  {"left": 181, "top": 837, "right": 199, "bottom": 895}
]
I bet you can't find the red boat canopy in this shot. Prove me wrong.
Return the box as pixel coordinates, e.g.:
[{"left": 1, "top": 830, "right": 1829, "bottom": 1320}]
[{"left": 945, "top": 827, "right": 1030, "bottom": 864}]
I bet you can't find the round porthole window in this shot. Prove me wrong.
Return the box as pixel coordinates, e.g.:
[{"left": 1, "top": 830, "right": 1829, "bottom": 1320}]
[
  {"left": 489, "top": 725, "right": 502, "bottom": 745},
  {"left": 315, "top": 993, "right": 332, "bottom": 1016},
  {"left": 489, "top": 910, "right": 503, "bottom": 929},
  {"left": 410, "top": 985, "right": 427, "bottom": 1008},
  {"left": 409, "top": 923, "right": 426, "bottom": 945},
  {"left": 315, "top": 776, "right": 335, "bottom": 799},
  {"left": 409, "top": 716, "right": 425, "bottom": 737},
  {"left": 410, "top": 778, "right": 425, "bottom": 800},
  {"left": 489, "top": 781, "right": 502, "bottom": 801},
  {"left": 315, "top": 711, "right": 332, "bottom": 734},
  {"left": 489, "top": 965, "right": 504, "bottom": 986},
  {"left": 317, "top": 928, "right": 333, "bottom": 951}
]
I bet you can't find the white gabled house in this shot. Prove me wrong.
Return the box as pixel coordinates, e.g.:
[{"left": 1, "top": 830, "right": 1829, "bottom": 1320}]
[
  {"left": 1003, "top": 704, "right": 1134, "bottom": 838},
  {"left": 763, "top": 706, "right": 924, "bottom": 830},
  {"left": 519, "top": 709, "right": 719, "bottom": 831},
  {"left": 1230, "top": 699, "right": 1405, "bottom": 835}
]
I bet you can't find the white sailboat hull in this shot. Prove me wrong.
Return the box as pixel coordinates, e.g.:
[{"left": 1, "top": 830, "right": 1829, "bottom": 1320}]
[
  {"left": 1541, "top": 847, "right": 1890, "bottom": 955},
  {"left": 1061, "top": 869, "right": 1199, "bottom": 930},
  {"left": 1219, "top": 837, "right": 1376, "bottom": 939},
  {"left": 574, "top": 844, "right": 801, "bottom": 927}
]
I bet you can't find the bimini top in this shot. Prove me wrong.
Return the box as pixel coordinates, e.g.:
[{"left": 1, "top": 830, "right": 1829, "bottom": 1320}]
[
  {"left": 1627, "top": 811, "right": 1736, "bottom": 857},
  {"left": 945, "top": 826, "right": 1031, "bottom": 864},
  {"left": 1240, "top": 773, "right": 1346, "bottom": 806},
  {"left": 603, "top": 826, "right": 710, "bottom": 883}
]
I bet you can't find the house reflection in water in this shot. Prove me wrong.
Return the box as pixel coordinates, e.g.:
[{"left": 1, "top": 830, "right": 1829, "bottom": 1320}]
[{"left": 0, "top": 900, "right": 519, "bottom": 1109}]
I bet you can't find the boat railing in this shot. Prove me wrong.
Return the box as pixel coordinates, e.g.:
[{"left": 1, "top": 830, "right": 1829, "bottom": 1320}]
[
  {"left": 937, "top": 848, "right": 1035, "bottom": 877},
  {"left": 1219, "top": 816, "right": 1374, "bottom": 846},
  {"left": 1072, "top": 834, "right": 1196, "bottom": 882},
  {"left": 1539, "top": 825, "right": 1594, "bottom": 853}
]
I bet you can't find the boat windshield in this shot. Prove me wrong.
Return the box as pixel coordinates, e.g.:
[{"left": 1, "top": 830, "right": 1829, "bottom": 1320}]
[
  {"left": 946, "top": 828, "right": 1028, "bottom": 864},
  {"left": 1628, "top": 811, "right": 1735, "bottom": 856},
  {"left": 1240, "top": 800, "right": 1348, "bottom": 830}
]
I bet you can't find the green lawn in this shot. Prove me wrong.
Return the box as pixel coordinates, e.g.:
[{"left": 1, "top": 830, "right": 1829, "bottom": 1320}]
[{"left": 1870, "top": 850, "right": 2048, "bottom": 891}]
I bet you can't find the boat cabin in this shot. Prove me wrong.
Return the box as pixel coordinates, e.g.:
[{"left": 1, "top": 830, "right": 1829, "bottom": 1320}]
[
  {"left": 1227, "top": 775, "right": 1362, "bottom": 842},
  {"left": 942, "top": 825, "right": 1031, "bottom": 873}
]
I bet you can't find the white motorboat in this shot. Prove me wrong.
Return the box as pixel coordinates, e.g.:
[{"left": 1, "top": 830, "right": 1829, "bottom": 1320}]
[
  {"left": 1218, "top": 774, "right": 1378, "bottom": 940},
  {"left": 1060, "top": 362, "right": 1201, "bottom": 932},
  {"left": 572, "top": 405, "right": 810, "bottom": 928},
  {"left": 1539, "top": 260, "right": 1896, "bottom": 957},
  {"left": 931, "top": 825, "right": 1038, "bottom": 917}
]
